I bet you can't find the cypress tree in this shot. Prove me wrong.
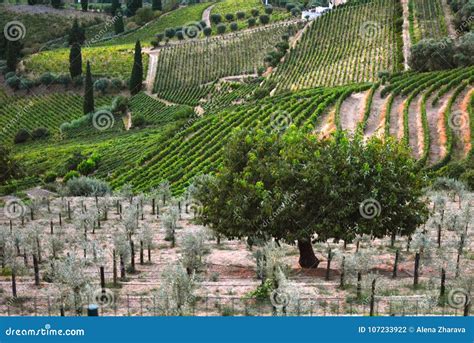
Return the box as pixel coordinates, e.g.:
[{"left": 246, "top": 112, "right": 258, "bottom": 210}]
[
  {"left": 152, "top": 0, "right": 162, "bottom": 11},
  {"left": 129, "top": 40, "right": 143, "bottom": 95},
  {"left": 6, "top": 40, "right": 21, "bottom": 73},
  {"left": 83, "top": 61, "right": 95, "bottom": 115},
  {"left": 69, "top": 43, "right": 82, "bottom": 79},
  {"left": 126, "top": 0, "right": 142, "bottom": 16},
  {"left": 111, "top": 0, "right": 119, "bottom": 16},
  {"left": 114, "top": 10, "right": 125, "bottom": 34},
  {"left": 81, "top": 0, "right": 89, "bottom": 12},
  {"left": 68, "top": 18, "right": 86, "bottom": 46}
]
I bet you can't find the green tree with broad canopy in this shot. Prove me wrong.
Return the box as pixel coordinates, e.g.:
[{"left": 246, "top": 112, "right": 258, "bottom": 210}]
[{"left": 192, "top": 128, "right": 428, "bottom": 268}]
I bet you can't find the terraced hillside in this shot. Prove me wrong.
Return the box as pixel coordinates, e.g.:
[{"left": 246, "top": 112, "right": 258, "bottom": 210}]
[
  {"left": 408, "top": 0, "right": 448, "bottom": 44},
  {"left": 316, "top": 67, "right": 474, "bottom": 169},
  {"left": 25, "top": 45, "right": 149, "bottom": 79},
  {"left": 11, "top": 85, "right": 361, "bottom": 193},
  {"left": 270, "top": 0, "right": 404, "bottom": 91},
  {"left": 152, "top": 21, "right": 300, "bottom": 93},
  {"left": 0, "top": 94, "right": 113, "bottom": 144}
]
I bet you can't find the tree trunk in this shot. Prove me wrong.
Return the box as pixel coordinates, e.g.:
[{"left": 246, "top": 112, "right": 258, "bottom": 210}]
[
  {"left": 11, "top": 268, "right": 17, "bottom": 297},
  {"left": 297, "top": 239, "right": 319, "bottom": 269},
  {"left": 130, "top": 240, "right": 136, "bottom": 272},
  {"left": 33, "top": 254, "right": 40, "bottom": 286},
  {"left": 113, "top": 250, "right": 117, "bottom": 286},
  {"left": 140, "top": 241, "right": 144, "bottom": 265},
  {"left": 440, "top": 268, "right": 446, "bottom": 298},
  {"left": 325, "top": 248, "right": 331, "bottom": 281},
  {"left": 414, "top": 252, "right": 420, "bottom": 287},
  {"left": 120, "top": 255, "right": 126, "bottom": 280},
  {"left": 392, "top": 249, "right": 399, "bottom": 278},
  {"left": 148, "top": 246, "right": 151, "bottom": 263}
]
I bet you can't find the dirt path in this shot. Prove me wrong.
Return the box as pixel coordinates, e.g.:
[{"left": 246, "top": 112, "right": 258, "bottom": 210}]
[
  {"left": 451, "top": 87, "right": 473, "bottom": 159},
  {"left": 339, "top": 91, "right": 368, "bottom": 134},
  {"left": 314, "top": 105, "right": 336, "bottom": 139},
  {"left": 426, "top": 90, "right": 455, "bottom": 165},
  {"left": 144, "top": 52, "right": 159, "bottom": 93},
  {"left": 364, "top": 87, "right": 387, "bottom": 140},
  {"left": 407, "top": 95, "right": 423, "bottom": 159},
  {"left": 389, "top": 96, "right": 404, "bottom": 139},
  {"left": 441, "top": 0, "right": 458, "bottom": 38},
  {"left": 401, "top": 0, "right": 411, "bottom": 70},
  {"left": 202, "top": 5, "right": 215, "bottom": 28},
  {"left": 144, "top": 91, "right": 178, "bottom": 107}
]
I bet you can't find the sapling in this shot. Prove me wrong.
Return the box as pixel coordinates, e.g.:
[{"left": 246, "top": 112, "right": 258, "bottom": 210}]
[
  {"left": 254, "top": 240, "right": 288, "bottom": 285},
  {"left": 158, "top": 180, "right": 172, "bottom": 206},
  {"left": 51, "top": 254, "right": 91, "bottom": 315},
  {"left": 155, "top": 263, "right": 197, "bottom": 316},
  {"left": 181, "top": 230, "right": 209, "bottom": 275},
  {"left": 140, "top": 225, "right": 154, "bottom": 263},
  {"left": 345, "top": 248, "right": 373, "bottom": 300},
  {"left": 113, "top": 232, "right": 130, "bottom": 280},
  {"left": 162, "top": 212, "right": 178, "bottom": 248},
  {"left": 119, "top": 183, "right": 134, "bottom": 203}
]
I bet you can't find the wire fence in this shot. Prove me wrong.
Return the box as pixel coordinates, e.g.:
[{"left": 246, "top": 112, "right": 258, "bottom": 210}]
[{"left": 0, "top": 295, "right": 468, "bottom": 317}]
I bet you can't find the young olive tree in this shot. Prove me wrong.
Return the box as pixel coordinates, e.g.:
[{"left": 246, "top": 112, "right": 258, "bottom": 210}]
[
  {"left": 52, "top": 255, "right": 91, "bottom": 315},
  {"left": 181, "top": 230, "right": 209, "bottom": 275},
  {"left": 154, "top": 263, "right": 197, "bottom": 316}
]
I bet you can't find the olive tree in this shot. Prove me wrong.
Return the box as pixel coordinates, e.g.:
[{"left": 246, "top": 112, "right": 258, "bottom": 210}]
[{"left": 193, "top": 129, "right": 428, "bottom": 268}]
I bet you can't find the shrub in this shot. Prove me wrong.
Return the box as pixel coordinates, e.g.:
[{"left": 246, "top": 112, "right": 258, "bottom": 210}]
[
  {"left": 65, "top": 152, "right": 87, "bottom": 171},
  {"left": 176, "top": 31, "right": 185, "bottom": 40},
  {"left": 6, "top": 75, "right": 21, "bottom": 90},
  {"left": 460, "top": 170, "right": 474, "bottom": 191},
  {"left": 236, "top": 11, "right": 246, "bottom": 20},
  {"left": 265, "top": 5, "right": 273, "bottom": 15},
  {"left": 43, "top": 171, "right": 58, "bottom": 183},
  {"left": 210, "top": 14, "right": 222, "bottom": 24},
  {"left": 230, "top": 22, "right": 238, "bottom": 32},
  {"left": 217, "top": 23, "right": 227, "bottom": 35},
  {"left": 247, "top": 17, "right": 256, "bottom": 27},
  {"left": 94, "top": 78, "right": 110, "bottom": 94},
  {"left": 165, "top": 28, "right": 176, "bottom": 39},
  {"left": 133, "top": 114, "right": 148, "bottom": 128},
  {"left": 63, "top": 170, "right": 80, "bottom": 183},
  {"left": 31, "top": 127, "right": 50, "bottom": 140},
  {"left": 133, "top": 7, "right": 156, "bottom": 26},
  {"left": 66, "top": 176, "right": 111, "bottom": 196},
  {"left": 291, "top": 7, "right": 301, "bottom": 16},
  {"left": 77, "top": 158, "right": 96, "bottom": 175},
  {"left": 181, "top": 231, "right": 209, "bottom": 273},
  {"left": 39, "top": 72, "right": 56, "bottom": 85},
  {"left": 259, "top": 14, "right": 270, "bottom": 25},
  {"left": 203, "top": 27, "right": 212, "bottom": 37},
  {"left": 225, "top": 13, "right": 234, "bottom": 22},
  {"left": 14, "top": 128, "right": 30, "bottom": 144},
  {"left": 251, "top": 8, "right": 260, "bottom": 17}
]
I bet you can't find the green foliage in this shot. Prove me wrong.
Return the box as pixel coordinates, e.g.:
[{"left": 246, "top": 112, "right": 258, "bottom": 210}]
[
  {"left": 193, "top": 129, "right": 429, "bottom": 265},
  {"left": 66, "top": 176, "right": 111, "bottom": 196},
  {"left": 31, "top": 127, "right": 50, "bottom": 140},
  {"left": 84, "top": 61, "right": 95, "bottom": 115},
  {"left": 63, "top": 170, "right": 80, "bottom": 183},
  {"left": 68, "top": 18, "right": 86, "bottom": 46},
  {"left": 270, "top": 0, "right": 402, "bottom": 90},
  {"left": 14, "top": 129, "right": 30, "bottom": 144},
  {"left": 0, "top": 146, "right": 20, "bottom": 183},
  {"left": 130, "top": 40, "right": 143, "bottom": 95},
  {"left": 69, "top": 43, "right": 82, "bottom": 79}
]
